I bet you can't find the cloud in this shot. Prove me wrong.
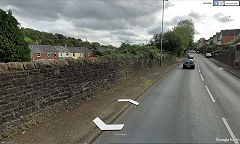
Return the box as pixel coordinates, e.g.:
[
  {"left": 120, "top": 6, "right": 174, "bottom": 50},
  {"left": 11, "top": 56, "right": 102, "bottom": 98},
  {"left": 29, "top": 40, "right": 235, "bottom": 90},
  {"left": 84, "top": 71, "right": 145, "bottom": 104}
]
[
  {"left": 188, "top": 12, "right": 205, "bottom": 21},
  {"left": 213, "top": 13, "right": 233, "bottom": 23},
  {"left": 148, "top": 25, "right": 171, "bottom": 35},
  {"left": 0, "top": 0, "right": 171, "bottom": 46},
  {"left": 111, "top": 30, "right": 138, "bottom": 37}
]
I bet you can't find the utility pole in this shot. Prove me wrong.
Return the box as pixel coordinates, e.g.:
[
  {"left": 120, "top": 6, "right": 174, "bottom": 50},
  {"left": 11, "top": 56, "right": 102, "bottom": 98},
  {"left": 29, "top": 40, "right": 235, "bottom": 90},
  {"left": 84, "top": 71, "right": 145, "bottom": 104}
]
[
  {"left": 233, "top": 30, "right": 236, "bottom": 45},
  {"left": 160, "top": 0, "right": 166, "bottom": 67}
]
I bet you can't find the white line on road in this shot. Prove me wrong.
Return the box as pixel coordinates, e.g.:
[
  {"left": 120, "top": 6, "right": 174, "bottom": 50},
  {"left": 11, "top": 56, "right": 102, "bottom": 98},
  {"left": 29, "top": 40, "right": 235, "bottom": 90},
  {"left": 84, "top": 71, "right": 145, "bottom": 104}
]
[
  {"left": 200, "top": 74, "right": 204, "bottom": 82},
  {"left": 205, "top": 85, "right": 216, "bottom": 103},
  {"left": 198, "top": 65, "right": 200, "bottom": 69},
  {"left": 198, "top": 69, "right": 201, "bottom": 73},
  {"left": 221, "top": 117, "right": 239, "bottom": 144}
]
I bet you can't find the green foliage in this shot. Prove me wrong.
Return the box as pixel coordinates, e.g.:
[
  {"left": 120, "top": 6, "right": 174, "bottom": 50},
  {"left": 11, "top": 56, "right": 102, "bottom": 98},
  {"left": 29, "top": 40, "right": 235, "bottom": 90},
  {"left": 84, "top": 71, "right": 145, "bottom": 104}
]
[
  {"left": 100, "top": 42, "right": 169, "bottom": 60},
  {"left": 21, "top": 28, "right": 118, "bottom": 51},
  {"left": 95, "top": 50, "right": 103, "bottom": 56},
  {"left": 0, "top": 9, "right": 31, "bottom": 62},
  {"left": 150, "top": 19, "right": 195, "bottom": 57},
  {"left": 24, "top": 36, "right": 34, "bottom": 44}
]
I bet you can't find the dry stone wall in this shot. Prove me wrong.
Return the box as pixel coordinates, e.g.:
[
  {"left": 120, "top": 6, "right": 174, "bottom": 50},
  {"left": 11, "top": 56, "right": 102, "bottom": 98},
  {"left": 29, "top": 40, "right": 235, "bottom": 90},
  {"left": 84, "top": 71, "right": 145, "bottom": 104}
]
[{"left": 0, "top": 58, "right": 173, "bottom": 138}]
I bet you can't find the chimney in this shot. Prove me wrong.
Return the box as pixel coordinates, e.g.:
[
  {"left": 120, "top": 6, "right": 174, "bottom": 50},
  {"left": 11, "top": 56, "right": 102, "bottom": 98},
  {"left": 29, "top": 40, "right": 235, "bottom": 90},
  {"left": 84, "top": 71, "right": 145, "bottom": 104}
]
[{"left": 64, "top": 43, "right": 67, "bottom": 48}]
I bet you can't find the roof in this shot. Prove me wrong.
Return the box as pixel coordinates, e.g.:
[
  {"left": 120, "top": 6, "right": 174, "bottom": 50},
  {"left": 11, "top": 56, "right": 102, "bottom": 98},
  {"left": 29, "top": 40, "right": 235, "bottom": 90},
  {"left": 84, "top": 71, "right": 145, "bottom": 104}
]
[
  {"left": 29, "top": 45, "right": 92, "bottom": 53},
  {"left": 29, "top": 45, "right": 57, "bottom": 53},
  {"left": 221, "top": 29, "right": 240, "bottom": 36},
  {"left": 67, "top": 47, "right": 92, "bottom": 53},
  {"left": 79, "top": 47, "right": 92, "bottom": 53},
  {"left": 53, "top": 46, "right": 71, "bottom": 53}
]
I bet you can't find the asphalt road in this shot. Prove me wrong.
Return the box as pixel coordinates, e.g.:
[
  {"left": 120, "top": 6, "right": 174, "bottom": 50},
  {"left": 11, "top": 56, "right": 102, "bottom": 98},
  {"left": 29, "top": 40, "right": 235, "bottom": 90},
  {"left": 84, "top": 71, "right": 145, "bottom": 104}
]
[{"left": 94, "top": 54, "right": 240, "bottom": 143}]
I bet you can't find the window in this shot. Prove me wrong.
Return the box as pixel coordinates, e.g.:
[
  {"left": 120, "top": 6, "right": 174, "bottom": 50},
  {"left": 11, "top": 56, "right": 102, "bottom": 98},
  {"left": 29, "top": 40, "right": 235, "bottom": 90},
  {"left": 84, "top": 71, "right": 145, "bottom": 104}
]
[
  {"left": 37, "top": 53, "right": 41, "bottom": 57},
  {"left": 73, "top": 53, "right": 75, "bottom": 57},
  {"left": 54, "top": 53, "right": 57, "bottom": 57},
  {"left": 66, "top": 53, "right": 69, "bottom": 56},
  {"left": 47, "top": 53, "right": 51, "bottom": 57},
  {"left": 60, "top": 53, "right": 62, "bottom": 56}
]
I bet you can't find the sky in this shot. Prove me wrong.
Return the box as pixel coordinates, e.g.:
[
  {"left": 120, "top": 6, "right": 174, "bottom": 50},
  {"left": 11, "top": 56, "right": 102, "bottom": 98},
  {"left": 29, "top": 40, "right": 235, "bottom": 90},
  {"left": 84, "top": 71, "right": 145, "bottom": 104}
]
[{"left": 0, "top": 0, "right": 239, "bottom": 47}]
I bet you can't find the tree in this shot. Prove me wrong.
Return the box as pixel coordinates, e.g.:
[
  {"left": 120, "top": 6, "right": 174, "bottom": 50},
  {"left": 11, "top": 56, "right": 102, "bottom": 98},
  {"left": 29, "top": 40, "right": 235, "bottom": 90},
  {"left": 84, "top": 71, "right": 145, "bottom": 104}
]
[
  {"left": 150, "top": 19, "right": 195, "bottom": 57},
  {"left": 173, "top": 19, "right": 195, "bottom": 55},
  {"left": 0, "top": 9, "right": 31, "bottom": 62}
]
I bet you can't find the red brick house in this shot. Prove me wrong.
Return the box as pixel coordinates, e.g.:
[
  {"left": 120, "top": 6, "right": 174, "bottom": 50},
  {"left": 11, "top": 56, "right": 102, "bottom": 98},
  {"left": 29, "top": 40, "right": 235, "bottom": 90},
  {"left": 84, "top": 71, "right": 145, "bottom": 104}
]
[
  {"left": 220, "top": 29, "right": 240, "bottom": 44},
  {"left": 29, "top": 45, "right": 58, "bottom": 61},
  {"left": 81, "top": 47, "right": 94, "bottom": 58}
]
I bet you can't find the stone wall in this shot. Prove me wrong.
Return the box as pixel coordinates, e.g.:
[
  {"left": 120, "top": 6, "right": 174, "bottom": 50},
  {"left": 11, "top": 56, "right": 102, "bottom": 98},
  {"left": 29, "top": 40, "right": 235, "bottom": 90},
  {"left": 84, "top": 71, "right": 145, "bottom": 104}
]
[
  {"left": 214, "top": 46, "right": 240, "bottom": 68},
  {"left": 0, "top": 58, "right": 174, "bottom": 138}
]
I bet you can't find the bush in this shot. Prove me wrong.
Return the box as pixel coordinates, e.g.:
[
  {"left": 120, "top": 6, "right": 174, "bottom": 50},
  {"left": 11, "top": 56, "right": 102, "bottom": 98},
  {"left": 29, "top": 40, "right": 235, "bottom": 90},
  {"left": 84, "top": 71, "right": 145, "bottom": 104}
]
[{"left": 0, "top": 9, "right": 31, "bottom": 62}]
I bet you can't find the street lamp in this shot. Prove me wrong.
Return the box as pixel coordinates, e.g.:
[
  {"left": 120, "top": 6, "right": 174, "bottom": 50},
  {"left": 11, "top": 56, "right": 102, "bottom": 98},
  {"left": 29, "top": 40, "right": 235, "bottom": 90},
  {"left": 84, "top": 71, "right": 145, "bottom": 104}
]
[{"left": 160, "top": 0, "right": 168, "bottom": 67}]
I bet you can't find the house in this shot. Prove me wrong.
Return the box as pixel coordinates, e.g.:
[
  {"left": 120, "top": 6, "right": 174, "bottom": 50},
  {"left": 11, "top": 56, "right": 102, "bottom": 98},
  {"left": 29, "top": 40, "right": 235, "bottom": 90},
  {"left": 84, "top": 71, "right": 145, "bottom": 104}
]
[
  {"left": 207, "top": 37, "right": 213, "bottom": 45},
  {"left": 53, "top": 46, "right": 72, "bottom": 60},
  {"left": 220, "top": 29, "right": 240, "bottom": 44},
  {"left": 29, "top": 45, "right": 58, "bottom": 61},
  {"left": 198, "top": 38, "right": 205, "bottom": 48},
  {"left": 29, "top": 44, "right": 93, "bottom": 61},
  {"left": 81, "top": 47, "right": 94, "bottom": 58},
  {"left": 67, "top": 47, "right": 85, "bottom": 59},
  {"left": 67, "top": 47, "right": 93, "bottom": 59},
  {"left": 216, "top": 32, "right": 221, "bottom": 45},
  {"left": 213, "top": 35, "right": 217, "bottom": 44}
]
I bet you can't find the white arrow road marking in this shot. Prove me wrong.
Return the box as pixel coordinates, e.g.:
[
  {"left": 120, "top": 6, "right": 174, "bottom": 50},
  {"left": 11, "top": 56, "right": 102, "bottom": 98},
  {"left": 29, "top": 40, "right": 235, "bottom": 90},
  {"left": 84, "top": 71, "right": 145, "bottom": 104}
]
[
  {"left": 118, "top": 99, "right": 139, "bottom": 105},
  {"left": 222, "top": 117, "right": 239, "bottom": 144},
  {"left": 205, "top": 85, "right": 216, "bottom": 103},
  {"left": 93, "top": 117, "right": 124, "bottom": 131}
]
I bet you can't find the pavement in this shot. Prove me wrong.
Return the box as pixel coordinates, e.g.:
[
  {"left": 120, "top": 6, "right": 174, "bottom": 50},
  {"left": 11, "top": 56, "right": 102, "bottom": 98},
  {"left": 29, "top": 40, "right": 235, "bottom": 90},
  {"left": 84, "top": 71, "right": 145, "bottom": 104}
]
[
  {"left": 94, "top": 54, "right": 240, "bottom": 144},
  {"left": 210, "top": 58, "right": 240, "bottom": 78},
  {"left": 8, "top": 59, "right": 178, "bottom": 144}
]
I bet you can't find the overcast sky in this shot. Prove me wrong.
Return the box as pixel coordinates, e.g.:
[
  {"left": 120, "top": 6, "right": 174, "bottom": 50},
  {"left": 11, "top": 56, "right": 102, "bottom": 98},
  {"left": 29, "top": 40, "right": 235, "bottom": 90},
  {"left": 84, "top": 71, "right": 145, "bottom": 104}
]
[{"left": 0, "top": 0, "right": 239, "bottom": 47}]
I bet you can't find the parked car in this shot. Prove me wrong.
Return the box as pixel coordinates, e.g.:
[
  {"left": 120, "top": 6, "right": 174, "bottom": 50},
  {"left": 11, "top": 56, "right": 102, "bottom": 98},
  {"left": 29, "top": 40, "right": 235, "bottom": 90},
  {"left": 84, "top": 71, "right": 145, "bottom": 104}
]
[
  {"left": 206, "top": 53, "right": 212, "bottom": 58},
  {"left": 183, "top": 59, "right": 195, "bottom": 69},
  {"left": 188, "top": 55, "right": 194, "bottom": 59}
]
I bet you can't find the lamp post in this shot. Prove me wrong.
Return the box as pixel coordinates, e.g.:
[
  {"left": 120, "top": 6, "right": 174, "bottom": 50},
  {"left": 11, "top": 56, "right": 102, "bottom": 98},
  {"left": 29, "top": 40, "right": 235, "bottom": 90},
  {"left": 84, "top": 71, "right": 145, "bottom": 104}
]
[{"left": 160, "top": 0, "right": 167, "bottom": 67}]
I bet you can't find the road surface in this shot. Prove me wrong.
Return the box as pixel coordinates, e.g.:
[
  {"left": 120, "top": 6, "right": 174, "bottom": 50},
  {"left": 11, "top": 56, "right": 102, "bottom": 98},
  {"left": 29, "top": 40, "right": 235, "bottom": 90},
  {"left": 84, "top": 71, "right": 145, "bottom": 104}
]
[{"left": 94, "top": 54, "right": 240, "bottom": 143}]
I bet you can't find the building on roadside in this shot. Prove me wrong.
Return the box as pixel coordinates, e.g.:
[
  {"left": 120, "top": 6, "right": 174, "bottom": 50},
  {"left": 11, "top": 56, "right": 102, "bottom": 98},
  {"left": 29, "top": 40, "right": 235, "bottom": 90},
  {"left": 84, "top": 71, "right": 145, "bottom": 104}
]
[
  {"left": 216, "top": 32, "right": 221, "bottom": 46},
  {"left": 53, "top": 46, "right": 72, "bottom": 60},
  {"left": 198, "top": 38, "right": 205, "bottom": 48},
  {"left": 207, "top": 37, "right": 213, "bottom": 45},
  {"left": 29, "top": 45, "right": 58, "bottom": 61},
  {"left": 68, "top": 47, "right": 84, "bottom": 59},
  {"left": 67, "top": 47, "right": 93, "bottom": 59},
  {"left": 213, "top": 35, "right": 217, "bottom": 44},
  {"left": 220, "top": 29, "right": 240, "bottom": 44},
  {"left": 81, "top": 47, "right": 94, "bottom": 58}
]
